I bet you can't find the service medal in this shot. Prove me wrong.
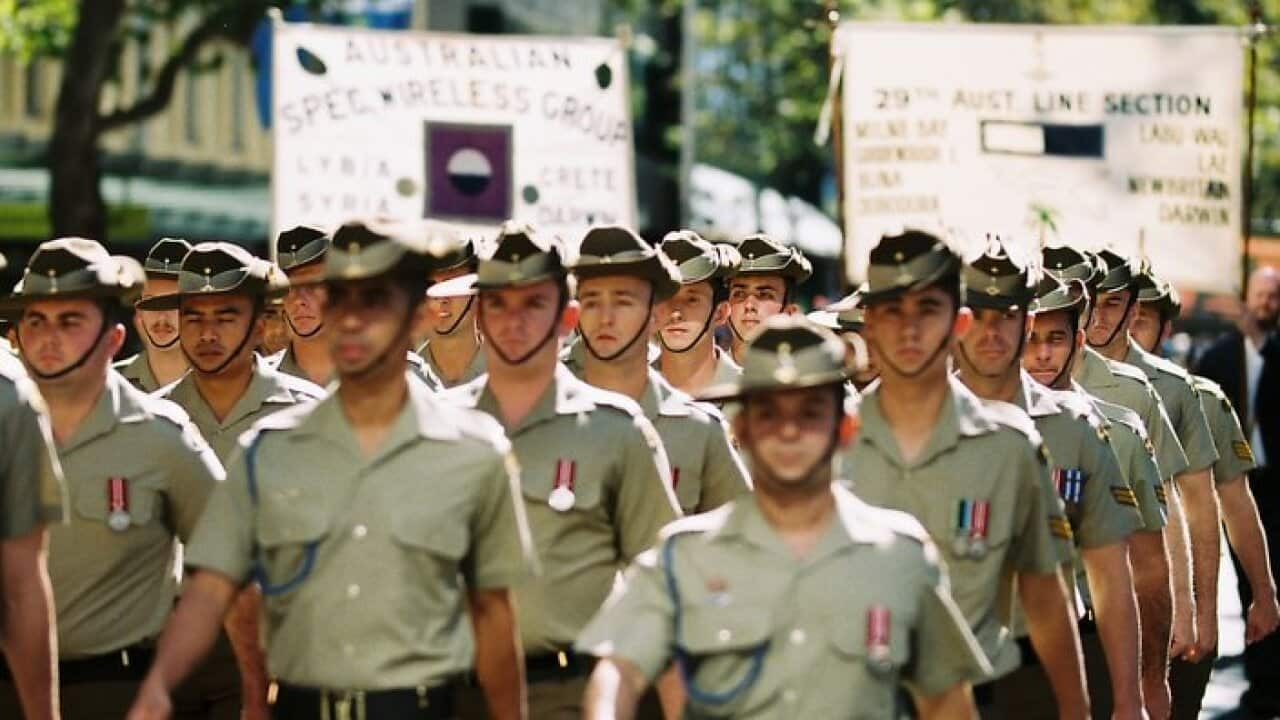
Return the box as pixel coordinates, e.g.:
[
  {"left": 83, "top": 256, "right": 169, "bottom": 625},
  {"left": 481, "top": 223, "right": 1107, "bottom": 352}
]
[
  {"left": 968, "top": 500, "right": 990, "bottom": 559},
  {"left": 107, "top": 476, "right": 131, "bottom": 532},
  {"left": 549, "top": 459, "right": 576, "bottom": 513},
  {"left": 866, "top": 604, "right": 893, "bottom": 674}
]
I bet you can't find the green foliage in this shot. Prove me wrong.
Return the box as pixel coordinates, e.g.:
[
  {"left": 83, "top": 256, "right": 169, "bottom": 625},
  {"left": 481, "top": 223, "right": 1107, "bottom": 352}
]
[{"left": 0, "top": 0, "right": 76, "bottom": 59}]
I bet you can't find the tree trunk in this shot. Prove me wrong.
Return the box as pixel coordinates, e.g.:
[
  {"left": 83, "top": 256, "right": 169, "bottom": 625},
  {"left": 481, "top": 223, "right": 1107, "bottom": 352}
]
[{"left": 49, "top": 0, "right": 126, "bottom": 241}]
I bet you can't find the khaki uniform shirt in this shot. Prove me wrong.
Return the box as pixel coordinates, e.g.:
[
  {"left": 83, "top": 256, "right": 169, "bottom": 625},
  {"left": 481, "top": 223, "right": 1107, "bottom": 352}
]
[
  {"left": 641, "top": 369, "right": 750, "bottom": 513},
  {"left": 1074, "top": 383, "right": 1167, "bottom": 533},
  {"left": 417, "top": 340, "right": 487, "bottom": 389},
  {"left": 1, "top": 356, "right": 64, "bottom": 539},
  {"left": 1014, "top": 374, "right": 1142, "bottom": 550},
  {"left": 50, "top": 371, "right": 222, "bottom": 657},
  {"left": 272, "top": 346, "right": 442, "bottom": 391},
  {"left": 1075, "top": 348, "right": 1188, "bottom": 481},
  {"left": 1124, "top": 340, "right": 1219, "bottom": 473},
  {"left": 159, "top": 357, "right": 324, "bottom": 462},
  {"left": 577, "top": 486, "right": 991, "bottom": 718},
  {"left": 114, "top": 352, "right": 161, "bottom": 393},
  {"left": 1192, "top": 375, "right": 1257, "bottom": 484},
  {"left": 444, "top": 364, "right": 681, "bottom": 653},
  {"left": 841, "top": 377, "right": 1066, "bottom": 678},
  {"left": 186, "top": 375, "right": 535, "bottom": 689}
]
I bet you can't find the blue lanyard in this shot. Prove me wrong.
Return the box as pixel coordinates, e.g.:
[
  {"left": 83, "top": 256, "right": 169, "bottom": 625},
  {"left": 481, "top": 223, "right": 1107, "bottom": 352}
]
[
  {"left": 245, "top": 432, "right": 320, "bottom": 597},
  {"left": 661, "top": 535, "right": 769, "bottom": 706}
]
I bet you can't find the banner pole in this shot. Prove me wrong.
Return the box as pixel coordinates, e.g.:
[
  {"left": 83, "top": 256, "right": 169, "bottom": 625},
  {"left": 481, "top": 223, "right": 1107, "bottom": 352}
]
[
  {"left": 1242, "top": 3, "right": 1262, "bottom": 300},
  {"left": 825, "top": 1, "right": 847, "bottom": 292}
]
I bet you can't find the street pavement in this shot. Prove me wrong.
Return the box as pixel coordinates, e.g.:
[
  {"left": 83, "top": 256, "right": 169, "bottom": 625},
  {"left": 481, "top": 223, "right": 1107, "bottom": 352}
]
[{"left": 1201, "top": 541, "right": 1249, "bottom": 718}]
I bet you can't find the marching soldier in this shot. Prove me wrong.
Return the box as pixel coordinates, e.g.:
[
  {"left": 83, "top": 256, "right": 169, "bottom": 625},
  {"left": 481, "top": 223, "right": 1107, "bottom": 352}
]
[
  {"left": 842, "top": 230, "right": 1088, "bottom": 719},
  {"left": 141, "top": 242, "right": 324, "bottom": 718},
  {"left": 272, "top": 226, "right": 334, "bottom": 386},
  {"left": 0, "top": 256, "right": 65, "bottom": 720},
  {"left": 578, "top": 315, "right": 991, "bottom": 719},
  {"left": 1043, "top": 246, "right": 1199, "bottom": 679},
  {"left": 654, "top": 231, "right": 743, "bottom": 397},
  {"left": 1024, "top": 274, "right": 1174, "bottom": 718},
  {"left": 257, "top": 297, "right": 290, "bottom": 357},
  {"left": 954, "top": 244, "right": 1144, "bottom": 719},
  {"left": 143, "top": 243, "right": 324, "bottom": 461},
  {"left": 807, "top": 286, "right": 878, "bottom": 391},
  {"left": 128, "top": 219, "right": 537, "bottom": 720},
  {"left": 442, "top": 222, "right": 680, "bottom": 719},
  {"left": 0, "top": 238, "right": 223, "bottom": 719},
  {"left": 725, "top": 234, "right": 811, "bottom": 365},
  {"left": 1085, "top": 250, "right": 1222, "bottom": 689},
  {"left": 115, "top": 238, "right": 192, "bottom": 391},
  {"left": 418, "top": 238, "right": 487, "bottom": 388},
  {"left": 1129, "top": 264, "right": 1280, "bottom": 718},
  {"left": 568, "top": 225, "right": 749, "bottom": 514}
]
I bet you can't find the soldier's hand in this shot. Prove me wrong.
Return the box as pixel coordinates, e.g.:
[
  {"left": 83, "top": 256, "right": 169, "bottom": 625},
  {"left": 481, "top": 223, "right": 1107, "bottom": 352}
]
[
  {"left": 125, "top": 681, "right": 173, "bottom": 720},
  {"left": 1184, "top": 613, "right": 1217, "bottom": 661},
  {"left": 1169, "top": 611, "right": 1195, "bottom": 659},
  {"left": 1246, "top": 593, "right": 1280, "bottom": 644}
]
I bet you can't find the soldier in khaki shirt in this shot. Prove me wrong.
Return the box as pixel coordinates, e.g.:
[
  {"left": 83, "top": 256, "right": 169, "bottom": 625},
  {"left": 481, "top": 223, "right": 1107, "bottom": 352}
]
[
  {"left": 115, "top": 238, "right": 192, "bottom": 392},
  {"left": 842, "top": 230, "right": 1088, "bottom": 719},
  {"left": 129, "top": 219, "right": 536, "bottom": 720},
  {"left": 579, "top": 316, "right": 990, "bottom": 718},
  {"left": 1022, "top": 274, "right": 1175, "bottom": 718},
  {"left": 441, "top": 222, "right": 680, "bottom": 719},
  {"left": 653, "top": 231, "right": 743, "bottom": 396},
  {"left": 0, "top": 309, "right": 66, "bottom": 720},
  {"left": 141, "top": 242, "right": 322, "bottom": 718},
  {"left": 808, "top": 286, "right": 879, "bottom": 392},
  {"left": 953, "top": 244, "right": 1144, "bottom": 719},
  {"left": 724, "top": 233, "right": 811, "bottom": 365},
  {"left": 271, "top": 226, "right": 334, "bottom": 387},
  {"left": 417, "top": 238, "right": 487, "bottom": 388},
  {"left": 1082, "top": 251, "right": 1221, "bottom": 691},
  {"left": 1129, "top": 266, "right": 1280, "bottom": 718},
  {"left": 0, "top": 238, "right": 222, "bottom": 720},
  {"left": 144, "top": 243, "right": 324, "bottom": 462},
  {"left": 568, "top": 225, "right": 750, "bottom": 515}
]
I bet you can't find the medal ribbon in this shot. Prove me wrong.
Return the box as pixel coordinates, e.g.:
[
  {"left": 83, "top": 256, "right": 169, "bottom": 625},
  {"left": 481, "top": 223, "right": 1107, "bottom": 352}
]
[
  {"left": 671, "top": 466, "right": 681, "bottom": 490},
  {"left": 955, "top": 499, "right": 971, "bottom": 536},
  {"left": 866, "top": 604, "right": 891, "bottom": 652},
  {"left": 108, "top": 477, "right": 129, "bottom": 515},
  {"left": 554, "top": 459, "right": 576, "bottom": 491},
  {"left": 970, "top": 500, "right": 990, "bottom": 542}
]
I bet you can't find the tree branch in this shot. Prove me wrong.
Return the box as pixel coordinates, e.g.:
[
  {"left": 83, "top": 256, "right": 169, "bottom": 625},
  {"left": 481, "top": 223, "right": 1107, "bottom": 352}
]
[{"left": 95, "top": 3, "right": 264, "bottom": 133}]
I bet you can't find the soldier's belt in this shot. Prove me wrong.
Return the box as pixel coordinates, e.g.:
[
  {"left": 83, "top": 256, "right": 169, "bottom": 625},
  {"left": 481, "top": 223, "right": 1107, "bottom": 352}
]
[
  {"left": 524, "top": 649, "right": 595, "bottom": 683},
  {"left": 273, "top": 681, "right": 457, "bottom": 720},
  {"left": 0, "top": 643, "right": 152, "bottom": 685}
]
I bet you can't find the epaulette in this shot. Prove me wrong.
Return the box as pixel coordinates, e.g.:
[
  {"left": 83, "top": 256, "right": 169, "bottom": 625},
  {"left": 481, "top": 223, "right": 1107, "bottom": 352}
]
[
  {"left": 567, "top": 381, "right": 646, "bottom": 419},
  {"left": 439, "top": 375, "right": 487, "bottom": 407},
  {"left": 1051, "top": 388, "right": 1109, "bottom": 431},
  {"left": 979, "top": 398, "right": 1044, "bottom": 444},
  {"left": 871, "top": 505, "right": 933, "bottom": 546},
  {"left": 111, "top": 354, "right": 138, "bottom": 371},
  {"left": 1144, "top": 352, "right": 1193, "bottom": 383},
  {"left": 270, "top": 368, "right": 326, "bottom": 400},
  {"left": 1107, "top": 358, "right": 1154, "bottom": 385},
  {"left": 249, "top": 399, "right": 316, "bottom": 433}
]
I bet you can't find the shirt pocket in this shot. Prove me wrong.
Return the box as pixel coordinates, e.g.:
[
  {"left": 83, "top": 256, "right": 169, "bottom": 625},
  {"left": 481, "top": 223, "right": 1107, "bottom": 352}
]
[
  {"left": 254, "top": 496, "right": 331, "bottom": 597},
  {"left": 518, "top": 456, "right": 607, "bottom": 514},
  {"left": 677, "top": 605, "right": 776, "bottom": 718},
  {"left": 390, "top": 512, "right": 468, "bottom": 563},
  {"left": 819, "top": 610, "right": 908, "bottom": 719},
  {"left": 74, "top": 474, "right": 161, "bottom": 529}
]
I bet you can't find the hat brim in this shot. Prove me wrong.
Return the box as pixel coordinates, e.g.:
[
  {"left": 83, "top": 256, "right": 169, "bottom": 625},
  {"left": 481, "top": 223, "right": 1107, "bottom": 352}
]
[
  {"left": 427, "top": 273, "right": 478, "bottom": 298},
  {"left": 697, "top": 369, "right": 850, "bottom": 403},
  {"left": 861, "top": 260, "right": 959, "bottom": 306},
  {"left": 134, "top": 292, "right": 182, "bottom": 311},
  {"left": 0, "top": 286, "right": 133, "bottom": 313},
  {"left": 572, "top": 260, "right": 680, "bottom": 301},
  {"left": 964, "top": 294, "right": 1031, "bottom": 312}
]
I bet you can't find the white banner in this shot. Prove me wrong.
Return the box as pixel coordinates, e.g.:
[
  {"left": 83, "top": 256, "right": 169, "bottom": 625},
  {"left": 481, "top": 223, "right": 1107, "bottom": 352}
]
[
  {"left": 271, "top": 21, "right": 635, "bottom": 247},
  {"left": 838, "top": 23, "right": 1245, "bottom": 294}
]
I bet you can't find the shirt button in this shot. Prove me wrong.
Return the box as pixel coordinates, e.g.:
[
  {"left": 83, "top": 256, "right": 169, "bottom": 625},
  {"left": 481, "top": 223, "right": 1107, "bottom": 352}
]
[
  {"left": 783, "top": 689, "right": 798, "bottom": 703},
  {"left": 790, "top": 628, "right": 806, "bottom": 645},
  {"left": 717, "top": 629, "right": 732, "bottom": 643},
  {"left": 346, "top": 584, "right": 361, "bottom": 598},
  {"left": 352, "top": 524, "right": 368, "bottom": 539},
  {"left": 342, "top": 643, "right": 355, "bottom": 656}
]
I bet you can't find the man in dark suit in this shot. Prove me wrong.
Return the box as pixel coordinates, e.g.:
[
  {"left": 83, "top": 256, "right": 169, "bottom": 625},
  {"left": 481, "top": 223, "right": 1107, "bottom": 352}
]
[{"left": 1196, "top": 265, "right": 1280, "bottom": 717}]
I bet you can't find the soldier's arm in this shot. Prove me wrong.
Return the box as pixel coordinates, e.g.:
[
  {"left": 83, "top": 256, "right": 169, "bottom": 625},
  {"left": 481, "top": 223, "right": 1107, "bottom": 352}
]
[
  {"left": 583, "top": 657, "right": 647, "bottom": 720},
  {"left": 1174, "top": 466, "right": 1220, "bottom": 659},
  {"left": 1013, "top": 447, "right": 1089, "bottom": 720},
  {"left": 129, "top": 571, "right": 240, "bottom": 720},
  {"left": 1081, "top": 541, "right": 1143, "bottom": 717},
  {"left": 914, "top": 685, "right": 979, "bottom": 720},
  {"left": 0, "top": 528, "right": 57, "bottom": 720},
  {"left": 1129, "top": 527, "right": 1172, "bottom": 720},
  {"left": 468, "top": 588, "right": 526, "bottom": 720},
  {"left": 1218, "top": 474, "right": 1280, "bottom": 643},
  {"left": 224, "top": 587, "right": 269, "bottom": 718},
  {"left": 1163, "top": 482, "right": 1195, "bottom": 659}
]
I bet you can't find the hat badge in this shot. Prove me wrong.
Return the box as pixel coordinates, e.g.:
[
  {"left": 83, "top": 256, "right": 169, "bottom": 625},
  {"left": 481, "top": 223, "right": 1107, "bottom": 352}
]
[
  {"left": 985, "top": 282, "right": 1001, "bottom": 296},
  {"left": 47, "top": 268, "right": 58, "bottom": 294},
  {"left": 774, "top": 342, "right": 798, "bottom": 384},
  {"left": 200, "top": 268, "right": 214, "bottom": 292}
]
